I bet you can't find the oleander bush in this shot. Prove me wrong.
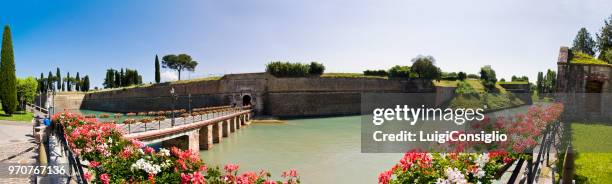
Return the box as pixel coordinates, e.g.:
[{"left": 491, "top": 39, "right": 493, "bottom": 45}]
[
  {"left": 52, "top": 112, "right": 300, "bottom": 184},
  {"left": 379, "top": 103, "right": 564, "bottom": 184}
]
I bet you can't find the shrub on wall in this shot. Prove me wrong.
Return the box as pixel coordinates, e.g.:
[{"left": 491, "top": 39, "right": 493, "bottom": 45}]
[
  {"left": 457, "top": 72, "right": 467, "bottom": 81},
  {"left": 388, "top": 65, "right": 411, "bottom": 78},
  {"left": 479, "top": 66, "right": 498, "bottom": 91},
  {"left": 265, "top": 61, "right": 310, "bottom": 77},
  {"left": 308, "top": 62, "right": 325, "bottom": 75},
  {"left": 363, "top": 70, "right": 388, "bottom": 77}
]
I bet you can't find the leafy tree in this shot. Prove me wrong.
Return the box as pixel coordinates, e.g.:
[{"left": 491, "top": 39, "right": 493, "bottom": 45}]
[
  {"left": 75, "top": 72, "right": 80, "bottom": 91},
  {"left": 536, "top": 72, "right": 544, "bottom": 94},
  {"left": 16, "top": 77, "right": 38, "bottom": 110},
  {"left": 82, "top": 75, "right": 90, "bottom": 91},
  {"left": 0, "top": 25, "right": 17, "bottom": 114},
  {"left": 572, "top": 28, "right": 596, "bottom": 56},
  {"left": 500, "top": 78, "right": 506, "bottom": 82},
  {"left": 265, "top": 61, "right": 309, "bottom": 77},
  {"left": 56, "top": 67, "right": 61, "bottom": 91},
  {"left": 597, "top": 15, "right": 612, "bottom": 63},
  {"left": 103, "top": 69, "right": 116, "bottom": 88},
  {"left": 162, "top": 54, "right": 198, "bottom": 81},
  {"left": 388, "top": 65, "right": 411, "bottom": 78},
  {"left": 410, "top": 55, "right": 441, "bottom": 80},
  {"left": 114, "top": 70, "right": 121, "bottom": 87},
  {"left": 479, "top": 65, "right": 497, "bottom": 91},
  {"left": 155, "top": 55, "right": 161, "bottom": 83},
  {"left": 457, "top": 71, "right": 467, "bottom": 81},
  {"left": 544, "top": 69, "right": 556, "bottom": 93},
  {"left": 308, "top": 62, "right": 325, "bottom": 75}
]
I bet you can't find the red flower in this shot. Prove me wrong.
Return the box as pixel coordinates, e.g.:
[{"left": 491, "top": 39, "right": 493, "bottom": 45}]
[
  {"left": 378, "top": 169, "right": 393, "bottom": 184},
  {"left": 89, "top": 161, "right": 100, "bottom": 168},
  {"left": 100, "top": 173, "right": 110, "bottom": 184},
  {"left": 144, "top": 146, "right": 155, "bottom": 154},
  {"left": 224, "top": 163, "right": 240, "bottom": 173}
]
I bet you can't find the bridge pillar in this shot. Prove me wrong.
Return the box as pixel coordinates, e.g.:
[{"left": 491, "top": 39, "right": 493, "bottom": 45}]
[
  {"left": 213, "top": 122, "right": 222, "bottom": 143},
  {"left": 244, "top": 113, "right": 250, "bottom": 125},
  {"left": 161, "top": 130, "right": 200, "bottom": 155},
  {"left": 199, "top": 125, "right": 213, "bottom": 150},
  {"left": 230, "top": 118, "right": 236, "bottom": 132},
  {"left": 223, "top": 119, "right": 230, "bottom": 137},
  {"left": 236, "top": 116, "right": 241, "bottom": 129}
]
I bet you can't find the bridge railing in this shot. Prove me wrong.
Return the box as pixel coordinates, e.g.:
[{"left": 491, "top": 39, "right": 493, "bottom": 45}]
[{"left": 119, "top": 106, "right": 251, "bottom": 134}]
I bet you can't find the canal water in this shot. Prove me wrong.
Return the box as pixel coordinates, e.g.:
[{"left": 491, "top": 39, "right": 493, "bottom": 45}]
[
  {"left": 73, "top": 105, "right": 535, "bottom": 183},
  {"left": 199, "top": 115, "right": 402, "bottom": 183}
]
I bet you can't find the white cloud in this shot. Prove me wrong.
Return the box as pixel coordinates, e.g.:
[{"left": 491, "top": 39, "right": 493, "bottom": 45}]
[{"left": 161, "top": 71, "right": 178, "bottom": 82}]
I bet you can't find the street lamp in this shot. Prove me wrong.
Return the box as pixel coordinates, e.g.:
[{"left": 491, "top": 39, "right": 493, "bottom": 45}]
[{"left": 170, "top": 87, "right": 176, "bottom": 127}]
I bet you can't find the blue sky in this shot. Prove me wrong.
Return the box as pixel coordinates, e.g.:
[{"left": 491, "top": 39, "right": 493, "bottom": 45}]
[{"left": 1, "top": 0, "right": 611, "bottom": 88}]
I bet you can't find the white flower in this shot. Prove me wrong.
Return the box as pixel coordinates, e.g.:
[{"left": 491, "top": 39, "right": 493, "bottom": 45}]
[
  {"left": 475, "top": 153, "right": 489, "bottom": 168},
  {"left": 444, "top": 167, "right": 467, "bottom": 184},
  {"left": 474, "top": 168, "right": 486, "bottom": 178},
  {"left": 159, "top": 148, "right": 170, "bottom": 156},
  {"left": 130, "top": 158, "right": 161, "bottom": 175}
]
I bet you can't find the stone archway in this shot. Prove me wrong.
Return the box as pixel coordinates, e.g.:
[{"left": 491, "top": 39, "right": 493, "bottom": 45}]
[{"left": 242, "top": 95, "right": 252, "bottom": 106}]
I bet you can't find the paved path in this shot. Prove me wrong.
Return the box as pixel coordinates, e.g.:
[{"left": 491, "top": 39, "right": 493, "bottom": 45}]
[{"left": 0, "top": 118, "right": 37, "bottom": 184}]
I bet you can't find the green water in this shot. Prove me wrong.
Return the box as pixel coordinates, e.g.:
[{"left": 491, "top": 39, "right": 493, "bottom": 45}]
[{"left": 199, "top": 116, "right": 402, "bottom": 184}]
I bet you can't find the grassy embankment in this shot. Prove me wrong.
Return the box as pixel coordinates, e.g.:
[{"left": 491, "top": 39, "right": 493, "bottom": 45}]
[
  {"left": 571, "top": 123, "right": 612, "bottom": 184},
  {"left": 570, "top": 51, "right": 612, "bottom": 66},
  {"left": 0, "top": 104, "right": 33, "bottom": 122},
  {"left": 434, "top": 79, "right": 525, "bottom": 110}
]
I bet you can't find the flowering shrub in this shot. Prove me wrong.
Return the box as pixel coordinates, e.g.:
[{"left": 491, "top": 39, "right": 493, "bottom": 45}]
[
  {"left": 380, "top": 103, "right": 564, "bottom": 184},
  {"left": 53, "top": 112, "right": 300, "bottom": 184}
]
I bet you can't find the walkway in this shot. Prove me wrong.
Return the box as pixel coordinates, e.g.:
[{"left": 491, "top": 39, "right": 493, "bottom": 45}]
[{"left": 0, "top": 117, "right": 37, "bottom": 184}]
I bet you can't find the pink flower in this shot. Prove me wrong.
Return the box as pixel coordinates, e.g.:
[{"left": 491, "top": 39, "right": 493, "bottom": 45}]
[
  {"left": 192, "top": 171, "right": 205, "bottom": 184},
  {"left": 144, "top": 147, "right": 155, "bottom": 154},
  {"left": 131, "top": 139, "right": 145, "bottom": 148},
  {"left": 89, "top": 161, "right": 100, "bottom": 168},
  {"left": 378, "top": 170, "right": 393, "bottom": 184},
  {"left": 83, "top": 172, "right": 91, "bottom": 181},
  {"left": 224, "top": 163, "right": 239, "bottom": 173},
  {"left": 180, "top": 173, "right": 192, "bottom": 184},
  {"left": 100, "top": 173, "right": 110, "bottom": 184}
]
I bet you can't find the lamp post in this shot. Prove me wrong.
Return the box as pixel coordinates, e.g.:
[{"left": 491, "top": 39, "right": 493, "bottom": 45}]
[{"left": 170, "top": 87, "right": 176, "bottom": 127}]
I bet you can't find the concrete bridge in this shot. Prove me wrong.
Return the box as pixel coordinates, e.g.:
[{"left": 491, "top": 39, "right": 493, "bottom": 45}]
[{"left": 122, "top": 106, "right": 252, "bottom": 153}]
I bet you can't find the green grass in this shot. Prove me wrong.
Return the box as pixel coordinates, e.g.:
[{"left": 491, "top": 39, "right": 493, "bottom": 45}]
[
  {"left": 321, "top": 73, "right": 387, "bottom": 79},
  {"left": 497, "top": 81, "right": 529, "bottom": 85},
  {"left": 571, "top": 123, "right": 612, "bottom": 184},
  {"left": 445, "top": 79, "right": 524, "bottom": 110},
  {"left": 570, "top": 51, "right": 611, "bottom": 66},
  {"left": 0, "top": 108, "right": 33, "bottom": 122},
  {"left": 433, "top": 80, "right": 459, "bottom": 87},
  {"left": 170, "top": 76, "right": 221, "bottom": 84}
]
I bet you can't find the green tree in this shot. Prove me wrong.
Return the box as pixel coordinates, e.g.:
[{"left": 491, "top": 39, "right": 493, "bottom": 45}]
[
  {"left": 457, "top": 71, "right": 467, "bottom": 81},
  {"left": 56, "top": 67, "right": 61, "bottom": 91},
  {"left": 82, "top": 75, "right": 90, "bottom": 91},
  {"left": 38, "top": 73, "right": 45, "bottom": 93},
  {"left": 597, "top": 15, "right": 612, "bottom": 63},
  {"left": 536, "top": 71, "right": 544, "bottom": 94},
  {"left": 65, "top": 72, "right": 72, "bottom": 91},
  {"left": 479, "top": 65, "right": 497, "bottom": 91},
  {"left": 75, "top": 72, "right": 80, "bottom": 91},
  {"left": 0, "top": 25, "right": 17, "bottom": 114},
  {"left": 410, "top": 55, "right": 441, "bottom": 80},
  {"left": 114, "top": 69, "right": 121, "bottom": 87},
  {"left": 308, "top": 62, "right": 325, "bottom": 75},
  {"left": 103, "top": 69, "right": 116, "bottom": 88},
  {"left": 47, "top": 71, "right": 54, "bottom": 91},
  {"left": 572, "top": 28, "right": 596, "bottom": 56},
  {"left": 155, "top": 55, "right": 161, "bottom": 83},
  {"left": 162, "top": 54, "right": 198, "bottom": 80},
  {"left": 16, "top": 77, "right": 38, "bottom": 110},
  {"left": 388, "top": 65, "right": 411, "bottom": 78}
]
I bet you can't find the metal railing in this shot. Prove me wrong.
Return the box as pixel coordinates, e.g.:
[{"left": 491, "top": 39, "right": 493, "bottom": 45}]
[
  {"left": 51, "top": 123, "right": 88, "bottom": 184},
  {"left": 120, "top": 106, "right": 250, "bottom": 134}
]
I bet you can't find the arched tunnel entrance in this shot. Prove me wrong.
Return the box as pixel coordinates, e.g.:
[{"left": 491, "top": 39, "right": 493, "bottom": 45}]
[{"left": 242, "top": 95, "right": 252, "bottom": 106}]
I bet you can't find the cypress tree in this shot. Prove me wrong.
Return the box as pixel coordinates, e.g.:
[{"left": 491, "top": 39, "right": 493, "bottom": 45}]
[
  {"left": 47, "top": 71, "right": 54, "bottom": 91},
  {"left": 82, "top": 75, "right": 90, "bottom": 91},
  {"left": 56, "top": 67, "right": 61, "bottom": 91},
  {"left": 0, "top": 25, "right": 17, "bottom": 115},
  {"left": 75, "top": 72, "right": 80, "bottom": 91},
  {"left": 155, "top": 55, "right": 160, "bottom": 83},
  {"left": 66, "top": 72, "right": 71, "bottom": 91}
]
